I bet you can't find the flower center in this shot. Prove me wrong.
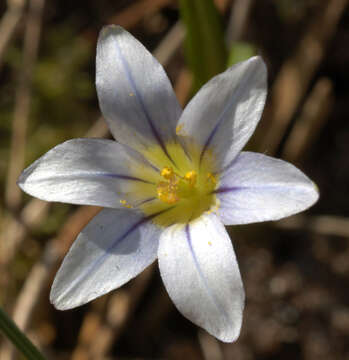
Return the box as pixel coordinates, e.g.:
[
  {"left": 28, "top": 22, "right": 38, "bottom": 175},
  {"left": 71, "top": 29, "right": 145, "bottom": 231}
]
[
  {"left": 156, "top": 167, "right": 198, "bottom": 205},
  {"left": 127, "top": 142, "right": 219, "bottom": 226}
]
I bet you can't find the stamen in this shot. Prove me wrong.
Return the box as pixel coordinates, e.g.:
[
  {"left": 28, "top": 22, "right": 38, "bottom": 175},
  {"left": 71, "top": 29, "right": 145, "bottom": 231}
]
[
  {"left": 161, "top": 166, "right": 174, "bottom": 180},
  {"left": 184, "top": 171, "right": 197, "bottom": 187}
]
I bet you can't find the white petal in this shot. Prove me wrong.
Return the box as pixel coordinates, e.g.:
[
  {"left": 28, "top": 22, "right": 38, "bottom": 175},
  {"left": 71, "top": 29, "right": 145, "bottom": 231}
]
[
  {"left": 216, "top": 152, "right": 319, "bottom": 225},
  {"left": 50, "top": 208, "right": 162, "bottom": 310},
  {"left": 18, "top": 138, "right": 158, "bottom": 208},
  {"left": 176, "top": 57, "right": 267, "bottom": 171},
  {"left": 158, "top": 214, "right": 244, "bottom": 342},
  {"left": 96, "top": 25, "right": 182, "bottom": 157}
]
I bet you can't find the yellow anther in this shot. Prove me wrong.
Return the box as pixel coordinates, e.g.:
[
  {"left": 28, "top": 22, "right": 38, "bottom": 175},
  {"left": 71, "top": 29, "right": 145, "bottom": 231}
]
[
  {"left": 120, "top": 199, "right": 132, "bottom": 208},
  {"left": 161, "top": 166, "right": 174, "bottom": 180},
  {"left": 184, "top": 171, "right": 197, "bottom": 187},
  {"left": 207, "top": 172, "right": 217, "bottom": 185}
]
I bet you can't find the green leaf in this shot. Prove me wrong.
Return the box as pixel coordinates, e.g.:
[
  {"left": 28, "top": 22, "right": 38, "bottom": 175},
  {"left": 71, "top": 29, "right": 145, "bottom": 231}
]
[
  {"left": 179, "top": 0, "right": 227, "bottom": 92},
  {"left": 0, "top": 307, "right": 46, "bottom": 360},
  {"left": 227, "top": 41, "right": 256, "bottom": 67}
]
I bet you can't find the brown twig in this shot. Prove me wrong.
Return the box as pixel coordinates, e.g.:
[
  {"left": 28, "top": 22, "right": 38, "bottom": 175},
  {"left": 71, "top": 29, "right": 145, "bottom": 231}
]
[
  {"left": 109, "top": 0, "right": 172, "bottom": 29},
  {"left": 198, "top": 330, "right": 223, "bottom": 360},
  {"left": 275, "top": 215, "right": 349, "bottom": 238},
  {"left": 226, "top": 0, "right": 254, "bottom": 44},
  {"left": 5, "top": 0, "right": 45, "bottom": 211},
  {"left": 152, "top": 21, "right": 185, "bottom": 66},
  {"left": 282, "top": 77, "right": 333, "bottom": 164},
  {"left": 174, "top": 67, "right": 193, "bottom": 107},
  {"left": 0, "top": 0, "right": 26, "bottom": 70},
  {"left": 258, "top": 0, "right": 348, "bottom": 155}
]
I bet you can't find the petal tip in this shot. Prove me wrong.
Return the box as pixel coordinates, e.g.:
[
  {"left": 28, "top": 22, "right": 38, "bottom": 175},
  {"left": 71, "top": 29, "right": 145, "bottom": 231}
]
[
  {"left": 99, "top": 24, "right": 122, "bottom": 38},
  {"left": 16, "top": 171, "right": 25, "bottom": 188},
  {"left": 242, "top": 56, "right": 267, "bottom": 84},
  {"left": 16, "top": 165, "right": 34, "bottom": 193},
  {"left": 309, "top": 180, "right": 320, "bottom": 205},
  {"left": 50, "top": 286, "right": 75, "bottom": 311},
  {"left": 205, "top": 304, "right": 244, "bottom": 343},
  {"left": 49, "top": 294, "right": 65, "bottom": 311},
  {"left": 97, "top": 25, "right": 124, "bottom": 54},
  {"left": 301, "top": 178, "right": 320, "bottom": 210},
  {"left": 216, "top": 328, "right": 242, "bottom": 343},
  {"left": 251, "top": 55, "right": 267, "bottom": 76}
]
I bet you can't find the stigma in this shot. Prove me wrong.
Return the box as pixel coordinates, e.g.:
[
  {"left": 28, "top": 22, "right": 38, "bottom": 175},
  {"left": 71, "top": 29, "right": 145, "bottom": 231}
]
[{"left": 156, "top": 167, "right": 198, "bottom": 204}]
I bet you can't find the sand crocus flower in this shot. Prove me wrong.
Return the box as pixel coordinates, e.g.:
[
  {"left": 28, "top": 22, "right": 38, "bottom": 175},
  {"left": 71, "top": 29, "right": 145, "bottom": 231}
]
[{"left": 18, "top": 25, "right": 318, "bottom": 342}]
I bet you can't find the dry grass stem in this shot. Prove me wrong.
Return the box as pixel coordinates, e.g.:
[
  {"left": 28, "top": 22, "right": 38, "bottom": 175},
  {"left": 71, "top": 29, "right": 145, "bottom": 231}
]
[
  {"left": 174, "top": 68, "right": 193, "bottom": 107},
  {"left": 226, "top": 0, "right": 253, "bottom": 44},
  {"left": 153, "top": 21, "right": 185, "bottom": 67},
  {"left": 5, "top": 0, "right": 45, "bottom": 211},
  {"left": 282, "top": 78, "right": 333, "bottom": 164},
  {"left": 198, "top": 330, "right": 223, "bottom": 360},
  {"left": 0, "top": 0, "right": 26, "bottom": 70},
  {"left": 259, "top": 0, "right": 347, "bottom": 154},
  {"left": 110, "top": 0, "right": 172, "bottom": 29},
  {"left": 276, "top": 215, "right": 349, "bottom": 238}
]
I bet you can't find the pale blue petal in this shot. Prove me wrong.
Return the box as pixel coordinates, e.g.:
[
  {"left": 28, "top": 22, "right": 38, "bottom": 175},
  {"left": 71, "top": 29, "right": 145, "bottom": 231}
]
[
  {"left": 176, "top": 57, "right": 267, "bottom": 171},
  {"left": 96, "top": 25, "right": 182, "bottom": 159},
  {"left": 158, "top": 214, "right": 244, "bottom": 342},
  {"left": 216, "top": 152, "right": 319, "bottom": 225},
  {"left": 18, "top": 138, "right": 158, "bottom": 208},
  {"left": 50, "top": 208, "right": 163, "bottom": 310}
]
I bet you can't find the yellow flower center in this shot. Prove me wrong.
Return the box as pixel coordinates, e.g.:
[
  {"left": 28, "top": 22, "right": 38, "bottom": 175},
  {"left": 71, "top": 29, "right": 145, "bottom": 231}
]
[
  {"left": 156, "top": 167, "right": 198, "bottom": 205},
  {"left": 123, "top": 142, "right": 219, "bottom": 226}
]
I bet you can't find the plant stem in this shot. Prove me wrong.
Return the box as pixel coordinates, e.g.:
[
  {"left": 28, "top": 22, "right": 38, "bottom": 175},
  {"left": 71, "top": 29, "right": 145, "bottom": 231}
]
[{"left": 0, "top": 307, "right": 46, "bottom": 360}]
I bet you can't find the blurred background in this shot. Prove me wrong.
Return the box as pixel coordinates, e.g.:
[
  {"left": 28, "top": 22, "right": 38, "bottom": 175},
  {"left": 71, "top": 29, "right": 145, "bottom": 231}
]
[{"left": 1, "top": 0, "right": 349, "bottom": 359}]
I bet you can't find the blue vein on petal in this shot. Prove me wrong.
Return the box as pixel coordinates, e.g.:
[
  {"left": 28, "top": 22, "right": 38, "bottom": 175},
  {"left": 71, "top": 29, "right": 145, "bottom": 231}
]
[
  {"left": 136, "top": 197, "right": 157, "bottom": 206},
  {"left": 199, "top": 60, "right": 257, "bottom": 166},
  {"left": 213, "top": 183, "right": 304, "bottom": 194},
  {"left": 101, "top": 173, "right": 155, "bottom": 184},
  {"left": 28, "top": 172, "right": 155, "bottom": 185},
  {"left": 213, "top": 186, "right": 243, "bottom": 194},
  {"left": 113, "top": 37, "right": 177, "bottom": 168},
  {"left": 54, "top": 208, "right": 172, "bottom": 305},
  {"left": 185, "top": 223, "right": 231, "bottom": 327}
]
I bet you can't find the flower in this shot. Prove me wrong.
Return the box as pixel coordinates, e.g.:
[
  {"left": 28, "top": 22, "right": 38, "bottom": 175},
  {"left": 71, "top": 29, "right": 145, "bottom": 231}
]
[{"left": 18, "top": 25, "right": 319, "bottom": 342}]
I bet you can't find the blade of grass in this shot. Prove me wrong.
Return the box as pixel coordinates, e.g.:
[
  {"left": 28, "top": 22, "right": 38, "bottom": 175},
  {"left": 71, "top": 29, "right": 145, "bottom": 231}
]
[
  {"left": 0, "top": 307, "right": 46, "bottom": 360},
  {"left": 179, "top": 0, "right": 227, "bottom": 91}
]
